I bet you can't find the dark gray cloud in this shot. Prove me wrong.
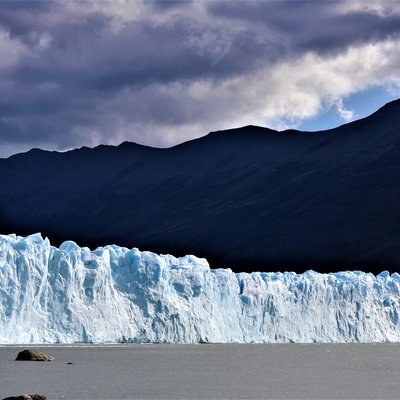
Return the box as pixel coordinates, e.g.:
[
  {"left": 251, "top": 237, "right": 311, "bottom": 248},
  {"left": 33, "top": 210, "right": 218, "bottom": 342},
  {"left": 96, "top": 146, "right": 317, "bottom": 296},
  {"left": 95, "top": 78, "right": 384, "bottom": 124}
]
[
  {"left": 151, "top": 0, "right": 193, "bottom": 11},
  {"left": 208, "top": 1, "right": 400, "bottom": 54},
  {"left": 0, "top": 0, "right": 400, "bottom": 157}
]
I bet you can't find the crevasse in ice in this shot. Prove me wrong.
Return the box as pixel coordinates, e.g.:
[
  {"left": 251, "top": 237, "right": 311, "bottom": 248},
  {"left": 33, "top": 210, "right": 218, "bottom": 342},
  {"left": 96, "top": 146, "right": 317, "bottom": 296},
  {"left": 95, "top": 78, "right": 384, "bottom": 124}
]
[{"left": 0, "top": 233, "right": 399, "bottom": 344}]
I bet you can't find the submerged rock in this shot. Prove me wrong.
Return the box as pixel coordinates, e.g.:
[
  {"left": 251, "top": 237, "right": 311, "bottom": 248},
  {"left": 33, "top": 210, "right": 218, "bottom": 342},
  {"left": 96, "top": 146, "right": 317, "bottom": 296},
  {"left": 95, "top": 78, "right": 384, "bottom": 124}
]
[{"left": 15, "top": 350, "right": 53, "bottom": 361}]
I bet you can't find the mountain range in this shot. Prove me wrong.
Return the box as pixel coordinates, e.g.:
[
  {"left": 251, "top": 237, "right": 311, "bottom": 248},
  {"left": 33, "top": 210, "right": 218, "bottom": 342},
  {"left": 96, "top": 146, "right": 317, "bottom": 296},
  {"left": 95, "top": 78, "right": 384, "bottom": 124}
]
[{"left": 1, "top": 99, "right": 400, "bottom": 274}]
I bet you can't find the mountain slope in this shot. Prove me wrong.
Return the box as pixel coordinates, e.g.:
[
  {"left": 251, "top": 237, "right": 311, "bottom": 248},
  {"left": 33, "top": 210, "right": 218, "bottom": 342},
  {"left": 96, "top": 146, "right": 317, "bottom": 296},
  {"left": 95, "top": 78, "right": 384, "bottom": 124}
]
[{"left": 1, "top": 100, "right": 400, "bottom": 273}]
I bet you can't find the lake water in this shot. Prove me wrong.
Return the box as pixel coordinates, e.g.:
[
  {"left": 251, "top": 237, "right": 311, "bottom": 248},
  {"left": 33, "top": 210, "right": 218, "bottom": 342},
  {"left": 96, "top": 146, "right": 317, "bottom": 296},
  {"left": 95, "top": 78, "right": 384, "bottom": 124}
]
[{"left": 1, "top": 343, "right": 400, "bottom": 399}]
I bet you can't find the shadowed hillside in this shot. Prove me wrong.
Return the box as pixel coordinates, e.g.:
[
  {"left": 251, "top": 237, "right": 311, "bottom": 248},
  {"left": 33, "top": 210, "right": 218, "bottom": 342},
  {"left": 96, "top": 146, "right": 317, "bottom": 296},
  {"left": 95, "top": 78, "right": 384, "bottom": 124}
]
[{"left": 1, "top": 99, "right": 400, "bottom": 274}]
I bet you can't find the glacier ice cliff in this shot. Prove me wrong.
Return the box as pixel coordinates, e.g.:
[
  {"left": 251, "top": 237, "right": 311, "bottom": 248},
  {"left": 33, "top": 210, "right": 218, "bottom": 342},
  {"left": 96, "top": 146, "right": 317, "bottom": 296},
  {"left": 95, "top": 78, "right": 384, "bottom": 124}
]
[{"left": 1, "top": 233, "right": 400, "bottom": 344}]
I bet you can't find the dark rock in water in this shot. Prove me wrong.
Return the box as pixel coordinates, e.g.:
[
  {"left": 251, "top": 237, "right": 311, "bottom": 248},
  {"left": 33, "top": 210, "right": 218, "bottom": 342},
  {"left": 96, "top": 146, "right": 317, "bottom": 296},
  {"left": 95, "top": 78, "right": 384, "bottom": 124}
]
[
  {"left": 2, "top": 395, "right": 46, "bottom": 400},
  {"left": 15, "top": 349, "right": 53, "bottom": 361},
  {"left": 66, "top": 362, "right": 73, "bottom": 364}
]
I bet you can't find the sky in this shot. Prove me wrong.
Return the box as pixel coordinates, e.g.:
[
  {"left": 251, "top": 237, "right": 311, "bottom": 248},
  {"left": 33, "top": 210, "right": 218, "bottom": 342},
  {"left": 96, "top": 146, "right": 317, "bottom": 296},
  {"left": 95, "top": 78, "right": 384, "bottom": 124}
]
[{"left": 0, "top": 0, "right": 400, "bottom": 158}]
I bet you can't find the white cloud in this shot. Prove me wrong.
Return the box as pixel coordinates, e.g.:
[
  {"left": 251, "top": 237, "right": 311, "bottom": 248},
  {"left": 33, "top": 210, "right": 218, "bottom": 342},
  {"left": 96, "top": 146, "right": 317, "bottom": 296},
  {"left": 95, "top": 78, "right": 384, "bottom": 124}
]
[
  {"left": 69, "top": 37, "right": 400, "bottom": 149},
  {"left": 332, "top": 98, "right": 354, "bottom": 122},
  {"left": 171, "top": 37, "right": 400, "bottom": 133}
]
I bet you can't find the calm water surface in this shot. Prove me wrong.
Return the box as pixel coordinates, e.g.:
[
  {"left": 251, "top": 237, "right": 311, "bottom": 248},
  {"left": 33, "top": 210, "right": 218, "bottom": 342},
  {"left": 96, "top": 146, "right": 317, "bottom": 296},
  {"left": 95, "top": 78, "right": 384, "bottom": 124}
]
[{"left": 1, "top": 343, "right": 400, "bottom": 399}]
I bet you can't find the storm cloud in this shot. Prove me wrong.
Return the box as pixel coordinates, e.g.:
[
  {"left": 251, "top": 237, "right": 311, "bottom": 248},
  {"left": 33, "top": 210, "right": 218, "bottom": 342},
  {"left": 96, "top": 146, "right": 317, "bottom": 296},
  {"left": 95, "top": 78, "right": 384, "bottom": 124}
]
[{"left": 0, "top": 0, "right": 400, "bottom": 156}]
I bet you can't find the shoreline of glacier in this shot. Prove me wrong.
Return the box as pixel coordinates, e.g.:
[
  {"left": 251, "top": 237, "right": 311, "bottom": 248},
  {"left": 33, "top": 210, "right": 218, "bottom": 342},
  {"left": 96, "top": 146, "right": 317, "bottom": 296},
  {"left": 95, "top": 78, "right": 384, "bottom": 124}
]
[{"left": 1, "top": 233, "right": 399, "bottom": 344}]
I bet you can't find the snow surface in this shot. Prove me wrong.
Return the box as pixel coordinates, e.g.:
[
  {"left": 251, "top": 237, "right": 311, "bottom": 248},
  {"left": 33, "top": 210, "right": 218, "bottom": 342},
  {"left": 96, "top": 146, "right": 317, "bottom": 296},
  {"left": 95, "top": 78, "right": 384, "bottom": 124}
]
[{"left": 1, "top": 233, "right": 400, "bottom": 344}]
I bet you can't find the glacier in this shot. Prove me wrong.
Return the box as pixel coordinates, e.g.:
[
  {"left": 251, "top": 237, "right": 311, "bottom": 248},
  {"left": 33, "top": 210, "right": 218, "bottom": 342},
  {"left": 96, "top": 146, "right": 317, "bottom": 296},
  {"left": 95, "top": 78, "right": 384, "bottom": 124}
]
[{"left": 1, "top": 233, "right": 400, "bottom": 344}]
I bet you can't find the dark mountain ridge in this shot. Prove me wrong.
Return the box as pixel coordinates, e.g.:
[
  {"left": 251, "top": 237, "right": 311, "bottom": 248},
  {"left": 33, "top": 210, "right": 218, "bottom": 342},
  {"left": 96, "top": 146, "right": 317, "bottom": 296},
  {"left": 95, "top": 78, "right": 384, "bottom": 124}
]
[{"left": 1, "top": 99, "right": 400, "bottom": 274}]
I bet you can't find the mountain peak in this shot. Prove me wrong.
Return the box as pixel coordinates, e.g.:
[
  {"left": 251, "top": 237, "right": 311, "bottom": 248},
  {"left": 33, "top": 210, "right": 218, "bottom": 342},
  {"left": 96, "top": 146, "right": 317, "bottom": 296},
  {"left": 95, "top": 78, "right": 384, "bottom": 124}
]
[{"left": 372, "top": 98, "right": 400, "bottom": 115}]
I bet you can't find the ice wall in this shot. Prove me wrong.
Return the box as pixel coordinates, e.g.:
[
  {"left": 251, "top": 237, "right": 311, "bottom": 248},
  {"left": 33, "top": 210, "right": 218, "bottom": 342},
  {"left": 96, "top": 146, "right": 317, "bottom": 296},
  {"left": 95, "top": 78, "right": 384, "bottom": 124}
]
[{"left": 0, "top": 233, "right": 399, "bottom": 344}]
